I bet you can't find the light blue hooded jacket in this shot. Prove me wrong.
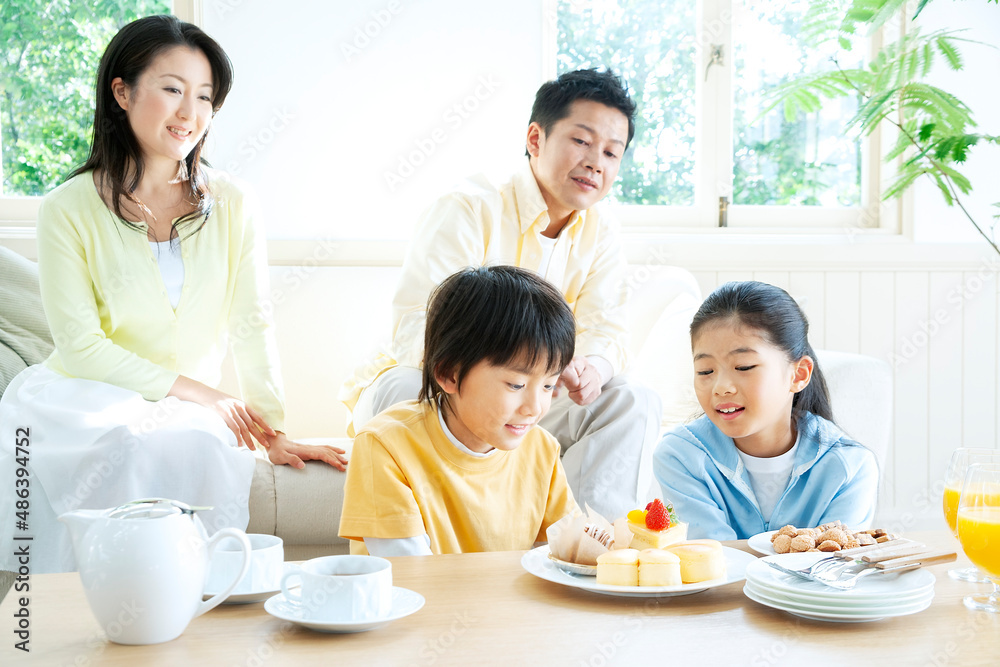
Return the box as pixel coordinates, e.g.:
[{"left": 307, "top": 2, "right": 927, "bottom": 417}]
[{"left": 654, "top": 411, "right": 879, "bottom": 540}]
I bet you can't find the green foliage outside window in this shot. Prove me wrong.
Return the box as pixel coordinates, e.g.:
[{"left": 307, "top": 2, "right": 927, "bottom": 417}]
[
  {"left": 557, "top": 0, "right": 698, "bottom": 206},
  {"left": 558, "top": 0, "right": 862, "bottom": 209},
  {"left": 1, "top": 0, "right": 170, "bottom": 197}
]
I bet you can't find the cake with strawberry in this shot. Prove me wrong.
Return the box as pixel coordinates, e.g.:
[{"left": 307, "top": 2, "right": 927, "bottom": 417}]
[{"left": 624, "top": 499, "right": 688, "bottom": 551}]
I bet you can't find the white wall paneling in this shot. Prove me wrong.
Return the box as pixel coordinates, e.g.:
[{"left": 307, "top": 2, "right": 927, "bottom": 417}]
[{"left": 687, "top": 260, "right": 999, "bottom": 531}]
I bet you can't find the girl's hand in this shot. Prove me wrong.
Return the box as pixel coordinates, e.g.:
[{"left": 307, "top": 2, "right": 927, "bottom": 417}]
[
  {"left": 168, "top": 376, "right": 276, "bottom": 450},
  {"left": 263, "top": 433, "right": 348, "bottom": 471}
]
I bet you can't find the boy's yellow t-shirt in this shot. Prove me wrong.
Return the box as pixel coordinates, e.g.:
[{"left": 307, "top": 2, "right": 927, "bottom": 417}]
[{"left": 339, "top": 400, "right": 578, "bottom": 554}]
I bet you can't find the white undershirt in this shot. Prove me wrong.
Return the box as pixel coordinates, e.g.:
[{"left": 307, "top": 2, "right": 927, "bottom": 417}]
[
  {"left": 737, "top": 432, "right": 800, "bottom": 523},
  {"left": 364, "top": 401, "right": 497, "bottom": 558},
  {"left": 536, "top": 233, "right": 558, "bottom": 279},
  {"left": 149, "top": 239, "right": 184, "bottom": 309}
]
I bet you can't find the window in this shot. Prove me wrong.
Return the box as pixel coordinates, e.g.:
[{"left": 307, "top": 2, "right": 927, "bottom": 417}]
[
  {"left": 1, "top": 1, "right": 172, "bottom": 198},
  {"left": 556, "top": 0, "right": 882, "bottom": 230}
]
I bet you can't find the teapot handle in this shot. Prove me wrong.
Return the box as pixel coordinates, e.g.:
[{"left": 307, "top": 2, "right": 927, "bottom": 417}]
[{"left": 196, "top": 528, "right": 251, "bottom": 617}]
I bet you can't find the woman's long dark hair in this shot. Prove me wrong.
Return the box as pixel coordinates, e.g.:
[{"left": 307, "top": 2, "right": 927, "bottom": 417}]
[
  {"left": 690, "top": 281, "right": 834, "bottom": 422},
  {"left": 70, "top": 15, "right": 233, "bottom": 236}
]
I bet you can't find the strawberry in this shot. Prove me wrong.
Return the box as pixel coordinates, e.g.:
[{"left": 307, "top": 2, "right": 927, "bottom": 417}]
[{"left": 645, "top": 499, "right": 670, "bottom": 531}]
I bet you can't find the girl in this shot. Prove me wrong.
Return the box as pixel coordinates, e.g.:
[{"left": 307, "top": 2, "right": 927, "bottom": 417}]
[
  {"left": 0, "top": 15, "right": 345, "bottom": 573},
  {"left": 653, "top": 281, "right": 878, "bottom": 540}
]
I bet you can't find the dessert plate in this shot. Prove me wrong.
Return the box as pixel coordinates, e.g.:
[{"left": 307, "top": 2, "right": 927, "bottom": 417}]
[
  {"left": 521, "top": 545, "right": 757, "bottom": 598},
  {"left": 263, "top": 587, "right": 425, "bottom": 633},
  {"left": 744, "top": 580, "right": 934, "bottom": 614},
  {"left": 743, "top": 584, "right": 933, "bottom": 622},
  {"left": 547, "top": 553, "right": 597, "bottom": 576},
  {"left": 747, "top": 530, "right": 779, "bottom": 556},
  {"left": 745, "top": 553, "right": 936, "bottom": 600},
  {"left": 203, "top": 563, "right": 298, "bottom": 605}
]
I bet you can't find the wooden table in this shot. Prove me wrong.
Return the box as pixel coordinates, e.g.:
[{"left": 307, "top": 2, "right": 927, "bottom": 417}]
[{"left": 2, "top": 531, "right": 998, "bottom": 665}]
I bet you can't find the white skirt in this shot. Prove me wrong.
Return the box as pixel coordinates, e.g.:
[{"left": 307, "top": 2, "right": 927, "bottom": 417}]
[{"left": 0, "top": 365, "right": 256, "bottom": 573}]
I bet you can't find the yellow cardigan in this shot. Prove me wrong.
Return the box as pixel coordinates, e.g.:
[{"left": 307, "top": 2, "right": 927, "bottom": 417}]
[{"left": 36, "top": 170, "right": 285, "bottom": 431}]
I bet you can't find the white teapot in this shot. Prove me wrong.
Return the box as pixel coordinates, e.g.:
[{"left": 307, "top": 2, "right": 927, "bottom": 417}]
[{"left": 59, "top": 498, "right": 250, "bottom": 645}]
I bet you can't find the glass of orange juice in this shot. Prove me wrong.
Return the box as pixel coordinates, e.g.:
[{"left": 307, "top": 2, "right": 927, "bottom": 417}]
[
  {"left": 957, "top": 463, "right": 1000, "bottom": 612},
  {"left": 943, "top": 448, "right": 1000, "bottom": 582}
]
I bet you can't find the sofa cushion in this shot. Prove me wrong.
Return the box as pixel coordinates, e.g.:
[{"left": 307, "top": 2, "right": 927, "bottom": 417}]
[
  {"left": 0, "top": 247, "right": 53, "bottom": 396},
  {"left": 0, "top": 343, "right": 28, "bottom": 399}
]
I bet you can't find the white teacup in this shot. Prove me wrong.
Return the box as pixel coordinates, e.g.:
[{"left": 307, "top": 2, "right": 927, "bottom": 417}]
[
  {"left": 280, "top": 555, "right": 392, "bottom": 622},
  {"left": 207, "top": 534, "right": 284, "bottom": 594}
]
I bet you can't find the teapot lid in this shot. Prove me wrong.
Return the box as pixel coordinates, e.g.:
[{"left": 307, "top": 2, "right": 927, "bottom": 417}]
[{"left": 108, "top": 498, "right": 210, "bottom": 520}]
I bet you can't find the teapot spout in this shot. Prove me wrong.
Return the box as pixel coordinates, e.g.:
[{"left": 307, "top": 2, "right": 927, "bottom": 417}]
[{"left": 58, "top": 509, "right": 107, "bottom": 547}]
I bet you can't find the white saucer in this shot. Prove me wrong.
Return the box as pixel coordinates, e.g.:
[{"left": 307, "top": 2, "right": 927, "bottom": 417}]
[
  {"left": 203, "top": 562, "right": 297, "bottom": 605},
  {"left": 264, "top": 587, "right": 425, "bottom": 633}
]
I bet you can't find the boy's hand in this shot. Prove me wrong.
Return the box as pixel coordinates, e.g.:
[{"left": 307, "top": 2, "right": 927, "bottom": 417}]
[
  {"left": 263, "top": 433, "right": 348, "bottom": 471},
  {"left": 558, "top": 356, "right": 604, "bottom": 406}
]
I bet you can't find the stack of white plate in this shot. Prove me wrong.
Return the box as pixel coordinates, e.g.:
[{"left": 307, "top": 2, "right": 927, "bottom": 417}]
[{"left": 744, "top": 553, "right": 936, "bottom": 622}]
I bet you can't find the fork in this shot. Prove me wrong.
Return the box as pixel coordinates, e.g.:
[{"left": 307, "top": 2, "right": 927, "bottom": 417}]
[
  {"left": 784, "top": 550, "right": 958, "bottom": 590},
  {"left": 809, "top": 564, "right": 887, "bottom": 590},
  {"left": 762, "top": 556, "right": 856, "bottom": 582}
]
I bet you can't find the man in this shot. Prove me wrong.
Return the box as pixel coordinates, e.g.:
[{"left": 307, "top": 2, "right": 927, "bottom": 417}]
[{"left": 341, "top": 68, "right": 661, "bottom": 518}]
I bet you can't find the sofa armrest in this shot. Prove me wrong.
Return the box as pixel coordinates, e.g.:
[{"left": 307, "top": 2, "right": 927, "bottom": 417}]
[{"left": 247, "top": 438, "right": 353, "bottom": 559}]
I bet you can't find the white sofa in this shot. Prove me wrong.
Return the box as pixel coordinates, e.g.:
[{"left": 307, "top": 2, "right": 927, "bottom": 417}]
[
  {"left": 0, "top": 248, "right": 894, "bottom": 560},
  {"left": 242, "top": 264, "right": 893, "bottom": 559}
]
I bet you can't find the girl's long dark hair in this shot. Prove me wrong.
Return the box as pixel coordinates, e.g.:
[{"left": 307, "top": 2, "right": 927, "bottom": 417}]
[
  {"left": 691, "top": 281, "right": 834, "bottom": 423},
  {"left": 70, "top": 15, "right": 233, "bottom": 236}
]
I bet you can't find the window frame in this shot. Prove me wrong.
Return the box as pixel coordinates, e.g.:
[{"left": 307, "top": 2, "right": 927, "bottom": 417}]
[
  {"left": 545, "top": 0, "right": 901, "bottom": 235},
  {"left": 1, "top": 0, "right": 905, "bottom": 241}
]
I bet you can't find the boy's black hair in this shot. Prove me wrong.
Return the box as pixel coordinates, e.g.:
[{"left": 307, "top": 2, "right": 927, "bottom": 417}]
[
  {"left": 690, "top": 281, "right": 834, "bottom": 423},
  {"left": 420, "top": 265, "right": 576, "bottom": 404},
  {"left": 527, "top": 68, "right": 636, "bottom": 154}
]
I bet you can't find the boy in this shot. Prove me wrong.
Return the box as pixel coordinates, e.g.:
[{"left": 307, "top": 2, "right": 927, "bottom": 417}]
[
  {"left": 339, "top": 266, "right": 579, "bottom": 555},
  {"left": 341, "top": 69, "right": 661, "bottom": 519}
]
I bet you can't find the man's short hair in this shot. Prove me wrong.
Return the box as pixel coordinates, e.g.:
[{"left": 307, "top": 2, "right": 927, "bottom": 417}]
[{"left": 528, "top": 68, "right": 636, "bottom": 151}]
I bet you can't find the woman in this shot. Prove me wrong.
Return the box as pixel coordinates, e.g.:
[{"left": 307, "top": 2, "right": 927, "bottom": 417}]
[{"left": 0, "top": 15, "right": 345, "bottom": 573}]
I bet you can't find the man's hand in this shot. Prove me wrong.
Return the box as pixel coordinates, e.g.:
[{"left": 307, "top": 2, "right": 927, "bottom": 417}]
[
  {"left": 263, "top": 433, "right": 348, "bottom": 471},
  {"left": 557, "top": 356, "right": 604, "bottom": 406}
]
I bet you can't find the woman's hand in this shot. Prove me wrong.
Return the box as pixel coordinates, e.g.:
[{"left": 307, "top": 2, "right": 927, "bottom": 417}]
[
  {"left": 168, "top": 375, "right": 275, "bottom": 450},
  {"left": 263, "top": 433, "right": 348, "bottom": 471}
]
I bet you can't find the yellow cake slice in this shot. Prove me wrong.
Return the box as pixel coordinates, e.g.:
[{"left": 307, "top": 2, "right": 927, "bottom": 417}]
[
  {"left": 666, "top": 540, "right": 726, "bottom": 583},
  {"left": 626, "top": 521, "right": 688, "bottom": 551},
  {"left": 596, "top": 548, "right": 639, "bottom": 586},
  {"left": 638, "top": 549, "right": 682, "bottom": 586}
]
